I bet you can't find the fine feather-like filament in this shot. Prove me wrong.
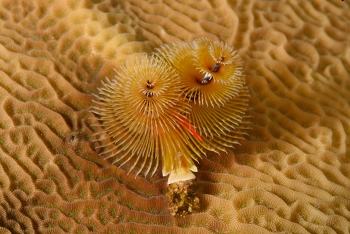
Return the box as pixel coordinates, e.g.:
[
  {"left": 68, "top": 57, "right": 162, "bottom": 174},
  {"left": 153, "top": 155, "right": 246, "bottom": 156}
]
[
  {"left": 154, "top": 38, "right": 250, "bottom": 153},
  {"left": 93, "top": 38, "right": 250, "bottom": 181},
  {"left": 156, "top": 42, "right": 241, "bottom": 107},
  {"left": 91, "top": 55, "right": 205, "bottom": 177},
  {"left": 192, "top": 38, "right": 243, "bottom": 85}
]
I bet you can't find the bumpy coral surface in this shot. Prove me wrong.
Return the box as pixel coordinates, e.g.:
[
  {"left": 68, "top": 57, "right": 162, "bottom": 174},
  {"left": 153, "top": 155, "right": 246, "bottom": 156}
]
[{"left": 0, "top": 0, "right": 349, "bottom": 233}]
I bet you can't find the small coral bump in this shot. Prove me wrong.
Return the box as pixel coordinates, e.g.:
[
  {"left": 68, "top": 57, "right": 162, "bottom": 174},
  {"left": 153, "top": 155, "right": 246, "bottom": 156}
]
[{"left": 166, "top": 179, "right": 200, "bottom": 217}]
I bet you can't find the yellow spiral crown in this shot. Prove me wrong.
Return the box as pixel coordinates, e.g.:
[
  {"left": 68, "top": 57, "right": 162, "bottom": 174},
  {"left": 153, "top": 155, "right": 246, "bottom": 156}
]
[
  {"left": 92, "top": 38, "right": 250, "bottom": 181},
  {"left": 91, "top": 55, "right": 205, "bottom": 177},
  {"left": 155, "top": 38, "right": 250, "bottom": 152}
]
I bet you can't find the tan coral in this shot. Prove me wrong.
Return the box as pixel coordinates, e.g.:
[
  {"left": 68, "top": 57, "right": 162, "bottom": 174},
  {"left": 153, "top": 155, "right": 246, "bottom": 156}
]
[{"left": 0, "top": 0, "right": 349, "bottom": 233}]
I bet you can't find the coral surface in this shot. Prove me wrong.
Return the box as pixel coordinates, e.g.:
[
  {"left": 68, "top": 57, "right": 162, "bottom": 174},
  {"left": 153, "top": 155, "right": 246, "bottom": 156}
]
[{"left": 0, "top": 0, "right": 349, "bottom": 233}]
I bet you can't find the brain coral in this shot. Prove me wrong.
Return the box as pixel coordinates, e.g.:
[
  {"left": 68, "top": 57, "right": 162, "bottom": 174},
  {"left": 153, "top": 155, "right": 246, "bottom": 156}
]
[{"left": 0, "top": 0, "right": 349, "bottom": 233}]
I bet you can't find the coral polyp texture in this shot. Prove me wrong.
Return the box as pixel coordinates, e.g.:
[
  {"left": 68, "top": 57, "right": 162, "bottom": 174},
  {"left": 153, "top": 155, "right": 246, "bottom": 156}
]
[{"left": 0, "top": 0, "right": 349, "bottom": 233}]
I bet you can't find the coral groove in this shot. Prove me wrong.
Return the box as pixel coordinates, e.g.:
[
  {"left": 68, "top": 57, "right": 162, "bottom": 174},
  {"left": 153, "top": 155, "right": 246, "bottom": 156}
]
[{"left": 0, "top": 0, "right": 349, "bottom": 233}]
